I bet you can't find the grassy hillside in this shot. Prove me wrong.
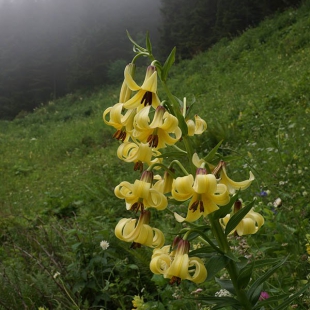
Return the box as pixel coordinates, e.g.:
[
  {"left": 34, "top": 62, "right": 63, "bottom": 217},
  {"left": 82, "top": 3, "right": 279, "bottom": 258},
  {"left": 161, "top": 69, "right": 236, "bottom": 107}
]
[{"left": 0, "top": 2, "right": 310, "bottom": 309}]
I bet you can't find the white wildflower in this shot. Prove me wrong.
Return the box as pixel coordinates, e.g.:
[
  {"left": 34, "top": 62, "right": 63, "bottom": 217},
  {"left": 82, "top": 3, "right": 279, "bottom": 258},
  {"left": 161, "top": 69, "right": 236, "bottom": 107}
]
[
  {"left": 215, "top": 289, "right": 232, "bottom": 297},
  {"left": 100, "top": 240, "right": 110, "bottom": 250},
  {"left": 53, "top": 271, "right": 60, "bottom": 279}
]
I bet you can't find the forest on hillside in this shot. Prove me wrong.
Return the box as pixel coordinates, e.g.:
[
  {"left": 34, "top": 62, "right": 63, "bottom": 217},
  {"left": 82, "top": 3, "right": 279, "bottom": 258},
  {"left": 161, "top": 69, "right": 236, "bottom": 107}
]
[{"left": 0, "top": 0, "right": 302, "bottom": 120}]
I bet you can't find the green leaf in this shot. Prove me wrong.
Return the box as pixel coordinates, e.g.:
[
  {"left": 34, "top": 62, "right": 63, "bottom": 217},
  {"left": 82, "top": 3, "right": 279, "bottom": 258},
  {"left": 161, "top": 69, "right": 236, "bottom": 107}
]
[
  {"left": 247, "top": 256, "right": 289, "bottom": 304},
  {"left": 203, "top": 140, "right": 223, "bottom": 163},
  {"left": 126, "top": 30, "right": 146, "bottom": 52},
  {"left": 224, "top": 200, "right": 255, "bottom": 235},
  {"left": 161, "top": 47, "right": 176, "bottom": 82},
  {"left": 206, "top": 255, "right": 229, "bottom": 281},
  {"left": 195, "top": 296, "right": 240, "bottom": 309},
  {"left": 252, "top": 294, "right": 288, "bottom": 309},
  {"left": 190, "top": 245, "right": 215, "bottom": 257},
  {"left": 212, "top": 192, "right": 239, "bottom": 220},
  {"left": 215, "top": 278, "right": 235, "bottom": 294},
  {"left": 145, "top": 31, "right": 152, "bottom": 54},
  {"left": 237, "top": 262, "right": 254, "bottom": 289},
  {"left": 270, "top": 282, "right": 310, "bottom": 310}
]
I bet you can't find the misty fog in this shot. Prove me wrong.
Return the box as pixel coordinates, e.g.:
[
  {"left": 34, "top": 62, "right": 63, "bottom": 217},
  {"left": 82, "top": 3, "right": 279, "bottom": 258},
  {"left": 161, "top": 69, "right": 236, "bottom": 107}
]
[{"left": 0, "top": 0, "right": 162, "bottom": 118}]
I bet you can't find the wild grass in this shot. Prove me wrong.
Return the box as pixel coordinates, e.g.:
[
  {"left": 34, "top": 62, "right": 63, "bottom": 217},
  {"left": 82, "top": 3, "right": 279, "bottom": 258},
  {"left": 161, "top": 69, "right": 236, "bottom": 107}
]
[{"left": 0, "top": 2, "right": 310, "bottom": 309}]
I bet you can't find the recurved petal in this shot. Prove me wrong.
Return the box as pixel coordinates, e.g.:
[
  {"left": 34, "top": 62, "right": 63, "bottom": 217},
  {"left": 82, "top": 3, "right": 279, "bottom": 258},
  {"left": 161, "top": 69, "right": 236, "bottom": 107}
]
[
  {"left": 150, "top": 252, "right": 171, "bottom": 274},
  {"left": 208, "top": 184, "right": 230, "bottom": 206},
  {"left": 192, "top": 153, "right": 205, "bottom": 168},
  {"left": 188, "top": 257, "right": 207, "bottom": 283},
  {"left": 200, "top": 196, "right": 220, "bottom": 216},
  {"left": 114, "top": 181, "right": 133, "bottom": 199},
  {"left": 193, "top": 115, "right": 207, "bottom": 134},
  {"left": 103, "top": 103, "right": 123, "bottom": 128},
  {"left": 171, "top": 175, "right": 195, "bottom": 201},
  {"left": 236, "top": 218, "right": 258, "bottom": 236},
  {"left": 220, "top": 168, "right": 255, "bottom": 194},
  {"left": 123, "top": 91, "right": 145, "bottom": 109},
  {"left": 140, "top": 70, "right": 158, "bottom": 93},
  {"left": 124, "top": 64, "right": 140, "bottom": 91},
  {"left": 115, "top": 218, "right": 137, "bottom": 241},
  {"left": 146, "top": 189, "right": 168, "bottom": 210},
  {"left": 247, "top": 209, "right": 265, "bottom": 229},
  {"left": 152, "top": 228, "right": 166, "bottom": 248}
]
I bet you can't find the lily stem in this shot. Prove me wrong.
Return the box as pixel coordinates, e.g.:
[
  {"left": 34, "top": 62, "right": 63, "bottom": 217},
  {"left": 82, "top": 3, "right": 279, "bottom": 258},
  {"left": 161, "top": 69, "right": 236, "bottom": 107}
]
[{"left": 208, "top": 216, "right": 253, "bottom": 310}]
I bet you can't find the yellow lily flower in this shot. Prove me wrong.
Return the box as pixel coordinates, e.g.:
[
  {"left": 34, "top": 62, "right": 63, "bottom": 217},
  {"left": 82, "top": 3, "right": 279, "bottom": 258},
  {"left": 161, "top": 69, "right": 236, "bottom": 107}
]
[
  {"left": 133, "top": 105, "right": 182, "bottom": 149},
  {"left": 219, "top": 163, "right": 255, "bottom": 194},
  {"left": 123, "top": 65, "right": 161, "bottom": 110},
  {"left": 117, "top": 141, "right": 162, "bottom": 171},
  {"left": 115, "top": 210, "right": 165, "bottom": 248},
  {"left": 114, "top": 171, "right": 168, "bottom": 211},
  {"left": 220, "top": 202, "right": 264, "bottom": 236},
  {"left": 150, "top": 239, "right": 207, "bottom": 284},
  {"left": 186, "top": 115, "right": 207, "bottom": 136},
  {"left": 103, "top": 102, "right": 136, "bottom": 141},
  {"left": 172, "top": 168, "right": 230, "bottom": 222}
]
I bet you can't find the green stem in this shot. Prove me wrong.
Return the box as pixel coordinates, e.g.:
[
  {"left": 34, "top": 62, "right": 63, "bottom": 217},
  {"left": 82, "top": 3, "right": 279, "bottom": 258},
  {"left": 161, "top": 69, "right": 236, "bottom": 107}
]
[{"left": 208, "top": 216, "right": 253, "bottom": 310}]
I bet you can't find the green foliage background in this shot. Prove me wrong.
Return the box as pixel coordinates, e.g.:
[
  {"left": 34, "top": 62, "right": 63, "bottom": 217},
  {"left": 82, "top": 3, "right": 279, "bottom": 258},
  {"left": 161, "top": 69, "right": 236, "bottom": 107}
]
[{"left": 0, "top": 1, "right": 310, "bottom": 309}]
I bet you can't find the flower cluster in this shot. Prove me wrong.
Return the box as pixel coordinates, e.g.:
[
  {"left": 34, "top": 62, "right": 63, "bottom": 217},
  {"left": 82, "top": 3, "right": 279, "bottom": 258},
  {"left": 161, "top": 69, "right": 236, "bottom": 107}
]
[{"left": 103, "top": 35, "right": 265, "bottom": 290}]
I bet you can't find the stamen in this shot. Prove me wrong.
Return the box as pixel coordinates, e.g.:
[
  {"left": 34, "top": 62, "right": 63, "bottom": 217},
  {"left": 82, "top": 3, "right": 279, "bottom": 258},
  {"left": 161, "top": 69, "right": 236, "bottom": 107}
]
[
  {"left": 189, "top": 200, "right": 204, "bottom": 213},
  {"left": 141, "top": 91, "right": 153, "bottom": 106},
  {"left": 169, "top": 276, "right": 181, "bottom": 286},
  {"left": 147, "top": 134, "right": 159, "bottom": 148},
  {"left": 130, "top": 201, "right": 144, "bottom": 213},
  {"left": 134, "top": 161, "right": 143, "bottom": 173},
  {"left": 130, "top": 242, "right": 142, "bottom": 249},
  {"left": 113, "top": 129, "right": 126, "bottom": 142}
]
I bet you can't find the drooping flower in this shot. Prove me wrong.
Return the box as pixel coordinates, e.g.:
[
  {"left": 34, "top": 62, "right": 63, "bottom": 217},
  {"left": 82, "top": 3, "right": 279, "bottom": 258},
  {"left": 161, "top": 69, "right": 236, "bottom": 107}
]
[
  {"left": 220, "top": 201, "right": 264, "bottom": 236},
  {"left": 172, "top": 168, "right": 230, "bottom": 222},
  {"left": 117, "top": 141, "right": 162, "bottom": 172},
  {"left": 150, "top": 238, "right": 207, "bottom": 284},
  {"left": 114, "top": 170, "right": 167, "bottom": 211},
  {"left": 103, "top": 102, "right": 136, "bottom": 141},
  {"left": 219, "top": 163, "right": 255, "bottom": 194},
  {"left": 133, "top": 105, "right": 182, "bottom": 149},
  {"left": 186, "top": 115, "right": 207, "bottom": 136},
  {"left": 123, "top": 65, "right": 161, "bottom": 110},
  {"left": 153, "top": 168, "right": 175, "bottom": 194},
  {"left": 115, "top": 210, "right": 165, "bottom": 248}
]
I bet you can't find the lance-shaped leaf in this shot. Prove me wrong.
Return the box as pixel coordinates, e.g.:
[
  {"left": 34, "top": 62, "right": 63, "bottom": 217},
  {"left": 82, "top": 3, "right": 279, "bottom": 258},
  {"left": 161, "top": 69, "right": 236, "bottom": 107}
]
[
  {"left": 194, "top": 296, "right": 241, "bottom": 309},
  {"left": 253, "top": 281, "right": 310, "bottom": 310},
  {"left": 247, "top": 256, "right": 289, "bottom": 305},
  {"left": 224, "top": 200, "right": 255, "bottom": 235},
  {"left": 237, "top": 262, "right": 254, "bottom": 289},
  {"left": 161, "top": 47, "right": 176, "bottom": 82},
  {"left": 215, "top": 278, "right": 235, "bottom": 295},
  {"left": 203, "top": 140, "right": 223, "bottom": 163},
  {"left": 212, "top": 191, "right": 240, "bottom": 220},
  {"left": 206, "top": 255, "right": 229, "bottom": 281},
  {"left": 145, "top": 31, "right": 152, "bottom": 54}
]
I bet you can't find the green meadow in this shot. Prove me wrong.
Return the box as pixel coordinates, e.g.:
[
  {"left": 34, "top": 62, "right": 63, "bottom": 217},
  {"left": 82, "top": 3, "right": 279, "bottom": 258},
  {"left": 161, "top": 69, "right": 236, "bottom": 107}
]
[{"left": 1, "top": 2, "right": 310, "bottom": 309}]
